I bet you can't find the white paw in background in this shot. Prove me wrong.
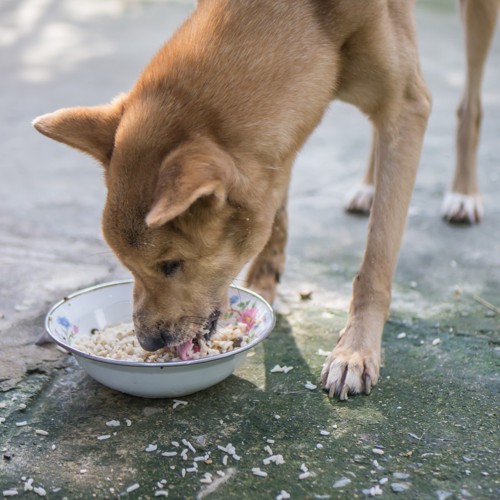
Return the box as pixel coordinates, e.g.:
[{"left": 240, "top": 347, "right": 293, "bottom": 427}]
[
  {"left": 441, "top": 191, "right": 483, "bottom": 224},
  {"left": 345, "top": 183, "right": 375, "bottom": 214}
]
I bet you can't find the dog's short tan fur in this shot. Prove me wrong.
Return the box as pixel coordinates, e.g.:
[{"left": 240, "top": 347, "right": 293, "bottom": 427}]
[{"left": 34, "top": 0, "right": 435, "bottom": 398}]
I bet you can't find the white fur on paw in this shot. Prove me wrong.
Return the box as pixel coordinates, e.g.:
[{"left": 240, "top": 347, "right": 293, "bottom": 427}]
[
  {"left": 442, "top": 192, "right": 483, "bottom": 223},
  {"left": 345, "top": 183, "right": 375, "bottom": 214},
  {"left": 320, "top": 348, "right": 379, "bottom": 400}
]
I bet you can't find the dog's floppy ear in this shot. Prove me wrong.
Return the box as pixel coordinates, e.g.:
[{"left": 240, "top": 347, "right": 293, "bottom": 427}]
[
  {"left": 146, "top": 138, "right": 235, "bottom": 228},
  {"left": 32, "top": 95, "right": 125, "bottom": 165}
]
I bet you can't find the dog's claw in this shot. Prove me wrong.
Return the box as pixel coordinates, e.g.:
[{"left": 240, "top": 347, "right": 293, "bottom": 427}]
[
  {"left": 339, "top": 383, "right": 349, "bottom": 401},
  {"left": 441, "top": 192, "right": 483, "bottom": 224},
  {"left": 325, "top": 365, "right": 350, "bottom": 400}
]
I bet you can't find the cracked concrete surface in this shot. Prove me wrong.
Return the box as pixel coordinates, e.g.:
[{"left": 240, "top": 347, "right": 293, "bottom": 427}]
[{"left": 1, "top": 0, "right": 499, "bottom": 498}]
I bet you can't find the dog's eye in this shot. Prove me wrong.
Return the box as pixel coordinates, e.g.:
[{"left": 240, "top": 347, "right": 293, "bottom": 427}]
[{"left": 159, "top": 260, "right": 183, "bottom": 277}]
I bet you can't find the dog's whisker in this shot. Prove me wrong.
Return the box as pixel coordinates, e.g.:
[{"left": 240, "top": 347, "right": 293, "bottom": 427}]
[{"left": 182, "top": 315, "right": 211, "bottom": 322}]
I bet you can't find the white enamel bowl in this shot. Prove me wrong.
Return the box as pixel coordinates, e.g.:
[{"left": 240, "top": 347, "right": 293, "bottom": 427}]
[{"left": 45, "top": 280, "right": 275, "bottom": 398}]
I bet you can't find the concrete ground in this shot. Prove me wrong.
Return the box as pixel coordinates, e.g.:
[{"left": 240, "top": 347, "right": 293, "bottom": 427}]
[{"left": 1, "top": 0, "right": 499, "bottom": 498}]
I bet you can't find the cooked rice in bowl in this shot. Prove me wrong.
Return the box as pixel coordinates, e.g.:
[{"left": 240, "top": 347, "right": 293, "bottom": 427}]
[{"left": 71, "top": 322, "right": 254, "bottom": 363}]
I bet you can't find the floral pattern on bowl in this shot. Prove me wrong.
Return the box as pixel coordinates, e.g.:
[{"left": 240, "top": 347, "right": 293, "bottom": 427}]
[
  {"left": 225, "top": 295, "right": 261, "bottom": 333},
  {"left": 54, "top": 315, "right": 79, "bottom": 343}
]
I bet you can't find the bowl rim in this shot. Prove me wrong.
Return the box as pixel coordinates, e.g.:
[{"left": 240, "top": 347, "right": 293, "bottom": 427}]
[{"left": 45, "top": 279, "right": 276, "bottom": 368}]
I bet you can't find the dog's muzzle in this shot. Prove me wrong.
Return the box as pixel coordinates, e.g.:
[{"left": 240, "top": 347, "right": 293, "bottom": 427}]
[{"left": 134, "top": 309, "right": 221, "bottom": 352}]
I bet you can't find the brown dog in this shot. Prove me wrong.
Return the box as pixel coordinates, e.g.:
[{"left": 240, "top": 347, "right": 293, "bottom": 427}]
[
  {"left": 34, "top": 0, "right": 433, "bottom": 399},
  {"left": 346, "top": 0, "right": 499, "bottom": 224}
]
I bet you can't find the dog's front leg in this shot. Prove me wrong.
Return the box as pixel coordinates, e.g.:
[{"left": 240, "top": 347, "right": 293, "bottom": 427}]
[{"left": 322, "top": 82, "right": 432, "bottom": 400}]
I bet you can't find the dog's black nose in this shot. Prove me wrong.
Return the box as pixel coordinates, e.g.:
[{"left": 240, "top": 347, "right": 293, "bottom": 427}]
[
  {"left": 136, "top": 329, "right": 179, "bottom": 351},
  {"left": 137, "top": 333, "right": 167, "bottom": 352}
]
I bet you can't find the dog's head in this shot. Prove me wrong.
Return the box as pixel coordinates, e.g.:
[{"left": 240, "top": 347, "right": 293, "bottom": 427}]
[{"left": 33, "top": 96, "right": 274, "bottom": 351}]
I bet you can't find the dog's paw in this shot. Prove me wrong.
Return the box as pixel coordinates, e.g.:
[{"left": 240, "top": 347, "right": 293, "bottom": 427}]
[
  {"left": 345, "top": 183, "right": 375, "bottom": 214},
  {"left": 320, "top": 343, "right": 380, "bottom": 400},
  {"left": 441, "top": 191, "right": 483, "bottom": 224}
]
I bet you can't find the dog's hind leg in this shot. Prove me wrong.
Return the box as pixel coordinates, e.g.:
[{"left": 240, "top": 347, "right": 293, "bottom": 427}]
[
  {"left": 442, "top": 0, "right": 500, "bottom": 223},
  {"left": 345, "top": 127, "right": 376, "bottom": 215},
  {"left": 245, "top": 197, "right": 288, "bottom": 305}
]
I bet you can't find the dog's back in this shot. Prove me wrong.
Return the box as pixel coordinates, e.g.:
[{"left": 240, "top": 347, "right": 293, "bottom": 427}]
[{"left": 128, "top": 0, "right": 339, "bottom": 164}]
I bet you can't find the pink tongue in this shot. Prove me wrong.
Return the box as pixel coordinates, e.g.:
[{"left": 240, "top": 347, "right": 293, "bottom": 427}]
[{"left": 176, "top": 339, "right": 193, "bottom": 360}]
